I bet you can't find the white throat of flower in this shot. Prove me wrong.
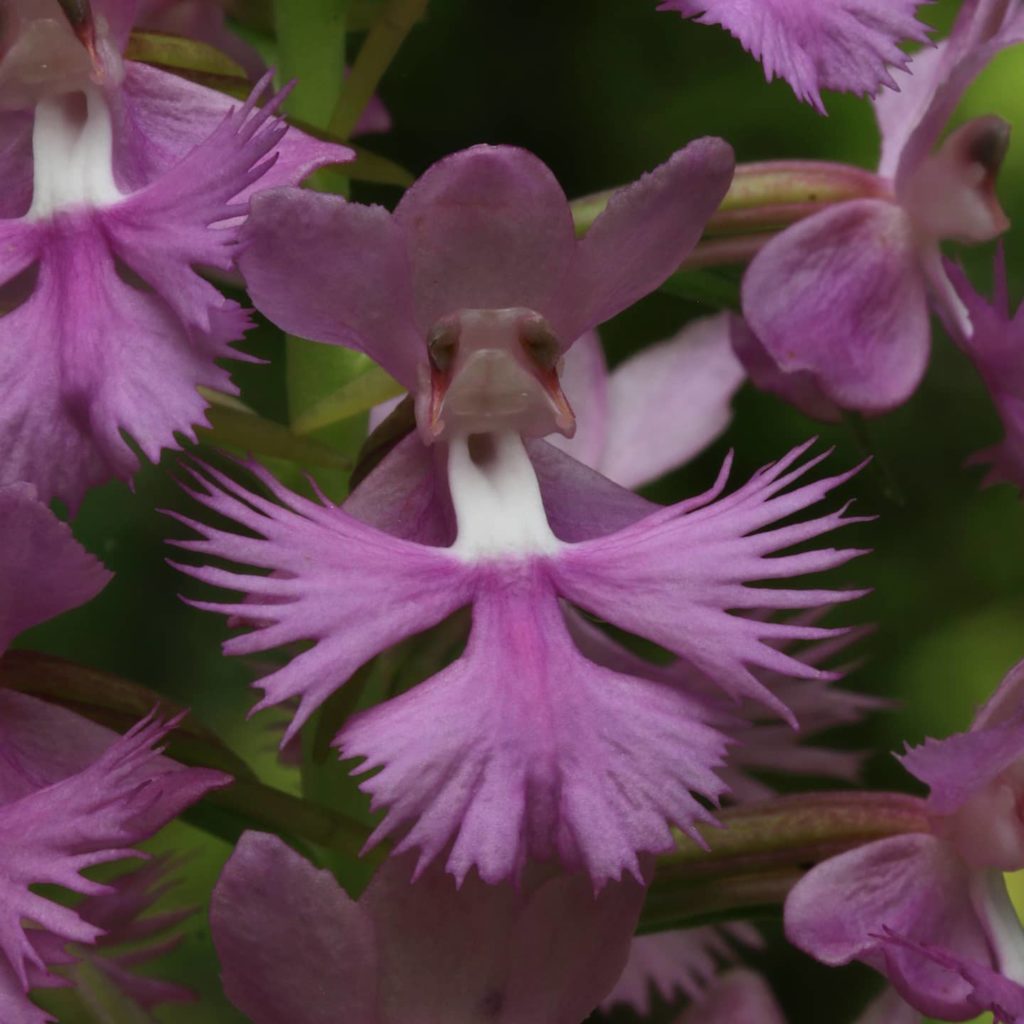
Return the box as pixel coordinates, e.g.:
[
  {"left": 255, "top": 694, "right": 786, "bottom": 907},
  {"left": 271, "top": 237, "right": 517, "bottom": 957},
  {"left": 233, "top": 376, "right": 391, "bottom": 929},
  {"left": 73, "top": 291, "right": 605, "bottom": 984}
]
[
  {"left": 970, "top": 869, "right": 1024, "bottom": 986},
  {"left": 447, "top": 431, "right": 562, "bottom": 561},
  {"left": 27, "top": 84, "right": 122, "bottom": 220}
]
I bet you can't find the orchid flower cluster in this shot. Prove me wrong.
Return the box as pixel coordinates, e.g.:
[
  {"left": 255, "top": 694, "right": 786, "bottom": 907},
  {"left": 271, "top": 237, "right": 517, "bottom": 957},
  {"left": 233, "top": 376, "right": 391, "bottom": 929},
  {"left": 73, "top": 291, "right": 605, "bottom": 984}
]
[{"left": 1, "top": 0, "right": 1023, "bottom": 1021}]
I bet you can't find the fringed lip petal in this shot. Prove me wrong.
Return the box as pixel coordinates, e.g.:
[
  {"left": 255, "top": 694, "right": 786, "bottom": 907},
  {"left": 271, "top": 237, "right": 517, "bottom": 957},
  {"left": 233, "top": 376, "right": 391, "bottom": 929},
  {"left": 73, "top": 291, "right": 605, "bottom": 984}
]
[
  {"left": 0, "top": 712, "right": 227, "bottom": 1000},
  {"left": 339, "top": 564, "right": 731, "bottom": 887},
  {"left": 553, "top": 444, "right": 869, "bottom": 721},
  {"left": 211, "top": 832, "right": 646, "bottom": 1024},
  {"left": 742, "top": 199, "right": 930, "bottom": 412},
  {"left": 658, "top": 0, "right": 930, "bottom": 113},
  {"left": 675, "top": 969, "right": 787, "bottom": 1024},
  {"left": 0, "top": 483, "right": 111, "bottom": 652}
]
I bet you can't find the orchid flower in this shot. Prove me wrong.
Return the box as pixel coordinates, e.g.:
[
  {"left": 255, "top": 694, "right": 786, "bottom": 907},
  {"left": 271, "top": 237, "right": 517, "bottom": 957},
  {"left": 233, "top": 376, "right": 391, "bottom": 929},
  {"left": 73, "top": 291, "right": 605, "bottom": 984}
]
[
  {"left": 210, "top": 830, "right": 646, "bottom": 1024},
  {"left": 657, "top": 0, "right": 930, "bottom": 114},
  {"left": 739, "top": 0, "right": 1023, "bottom": 415},
  {"left": 786, "top": 658, "right": 1024, "bottom": 1021},
  {"left": 174, "top": 143, "right": 871, "bottom": 887},
  {"left": 0, "top": 482, "right": 228, "bottom": 1023},
  {"left": 0, "top": 0, "right": 351, "bottom": 510}
]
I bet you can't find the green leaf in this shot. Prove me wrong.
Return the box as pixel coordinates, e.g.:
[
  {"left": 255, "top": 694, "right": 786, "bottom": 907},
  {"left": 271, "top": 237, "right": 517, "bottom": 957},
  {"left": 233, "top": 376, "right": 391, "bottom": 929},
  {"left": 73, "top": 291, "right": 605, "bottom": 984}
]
[
  {"left": 125, "top": 30, "right": 247, "bottom": 78},
  {"left": 291, "top": 362, "right": 405, "bottom": 436},
  {"left": 197, "top": 390, "right": 353, "bottom": 470},
  {"left": 74, "top": 961, "right": 154, "bottom": 1024}
]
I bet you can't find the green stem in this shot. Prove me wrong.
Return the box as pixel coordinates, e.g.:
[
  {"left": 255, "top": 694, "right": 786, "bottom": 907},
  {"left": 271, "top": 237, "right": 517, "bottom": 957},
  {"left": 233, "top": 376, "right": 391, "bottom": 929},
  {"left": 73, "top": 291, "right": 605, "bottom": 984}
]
[
  {"left": 328, "top": 0, "right": 429, "bottom": 140},
  {"left": 641, "top": 792, "right": 928, "bottom": 932},
  {"left": 275, "top": 0, "right": 349, "bottom": 127}
]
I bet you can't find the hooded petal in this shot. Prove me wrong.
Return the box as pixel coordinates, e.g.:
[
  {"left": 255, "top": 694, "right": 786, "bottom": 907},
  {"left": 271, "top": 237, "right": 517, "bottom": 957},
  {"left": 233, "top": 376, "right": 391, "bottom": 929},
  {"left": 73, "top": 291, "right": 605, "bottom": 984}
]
[
  {"left": 0, "top": 484, "right": 111, "bottom": 651},
  {"left": 0, "top": 712, "right": 226, "bottom": 994},
  {"left": 553, "top": 140, "right": 734, "bottom": 343},
  {"left": 171, "top": 459, "right": 473, "bottom": 744},
  {"left": 212, "top": 832, "right": 646, "bottom": 1024},
  {"left": 876, "top": 0, "right": 1024, "bottom": 187},
  {"left": 785, "top": 833, "right": 994, "bottom": 1019},
  {"left": 742, "top": 200, "right": 929, "bottom": 412},
  {"left": 211, "top": 832, "right": 378, "bottom": 1024},
  {"left": 659, "top": 0, "right": 929, "bottom": 113},
  {"left": 340, "top": 562, "right": 731, "bottom": 886},
  {"left": 115, "top": 63, "right": 350, "bottom": 195},
  {"left": 599, "top": 313, "right": 745, "bottom": 488},
  {"left": 674, "top": 969, "right": 787, "bottom": 1024},
  {"left": 393, "top": 145, "right": 578, "bottom": 335},
  {"left": 602, "top": 925, "right": 761, "bottom": 1014},
  {"left": 238, "top": 187, "right": 423, "bottom": 388},
  {"left": 553, "top": 442, "right": 869, "bottom": 724}
]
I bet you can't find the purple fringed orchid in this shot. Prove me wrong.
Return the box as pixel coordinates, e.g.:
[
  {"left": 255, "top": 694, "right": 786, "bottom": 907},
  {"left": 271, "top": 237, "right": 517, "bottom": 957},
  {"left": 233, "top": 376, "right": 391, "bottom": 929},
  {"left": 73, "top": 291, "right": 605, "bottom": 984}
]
[
  {"left": 945, "top": 251, "right": 1024, "bottom": 494},
  {"left": 656, "top": 0, "right": 930, "bottom": 113},
  {"left": 739, "top": 0, "right": 1023, "bottom": 416},
  {"left": 175, "top": 143, "right": 871, "bottom": 886},
  {"left": 786, "top": 658, "right": 1024, "bottom": 1021},
  {"left": 0, "top": 0, "right": 351, "bottom": 510},
  {"left": 210, "top": 831, "right": 646, "bottom": 1024},
  {"left": 0, "top": 483, "right": 229, "bottom": 1022}
]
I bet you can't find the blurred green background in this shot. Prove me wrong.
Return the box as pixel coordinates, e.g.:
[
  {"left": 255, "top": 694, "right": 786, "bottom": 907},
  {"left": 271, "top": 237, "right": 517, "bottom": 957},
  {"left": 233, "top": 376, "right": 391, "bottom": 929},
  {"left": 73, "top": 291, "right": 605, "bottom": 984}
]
[{"left": 17, "top": 0, "right": 1024, "bottom": 1021}]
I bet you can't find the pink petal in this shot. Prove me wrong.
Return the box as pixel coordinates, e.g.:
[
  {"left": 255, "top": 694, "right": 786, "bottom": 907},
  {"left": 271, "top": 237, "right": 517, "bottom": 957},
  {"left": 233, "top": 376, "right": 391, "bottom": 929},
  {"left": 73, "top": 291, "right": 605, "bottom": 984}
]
[
  {"left": 742, "top": 200, "right": 929, "bottom": 412},
  {"left": 0, "top": 712, "right": 226, "bottom": 993},
  {"left": 879, "top": 933, "right": 1024, "bottom": 1023},
  {"left": 660, "top": 0, "right": 929, "bottom": 113},
  {"left": 602, "top": 925, "right": 761, "bottom": 1014},
  {"left": 553, "top": 443, "right": 870, "bottom": 722},
  {"left": 784, "top": 833, "right": 992, "bottom": 1019},
  {"left": 0, "top": 484, "right": 110, "bottom": 651},
  {"left": 899, "top": 716, "right": 1024, "bottom": 817},
  {"left": 393, "top": 145, "right": 578, "bottom": 335},
  {"left": 340, "top": 563, "right": 730, "bottom": 886},
  {"left": 730, "top": 315, "right": 842, "bottom": 422},
  {"left": 974, "top": 657, "right": 1024, "bottom": 730},
  {"left": 876, "top": 0, "right": 1024, "bottom": 187},
  {"left": 545, "top": 331, "right": 610, "bottom": 472},
  {"left": 238, "top": 188, "right": 423, "bottom": 388},
  {"left": 599, "top": 313, "right": 745, "bottom": 488},
  {"left": 674, "top": 969, "right": 787, "bottom": 1024},
  {"left": 345, "top": 432, "right": 455, "bottom": 544},
  {"left": 0, "top": 691, "right": 118, "bottom": 801},
  {"left": 211, "top": 832, "right": 378, "bottom": 1024},
  {"left": 854, "top": 987, "right": 923, "bottom": 1024},
  {"left": 171, "top": 459, "right": 473, "bottom": 744},
  {"left": 528, "top": 439, "right": 656, "bottom": 541},
  {"left": 116, "top": 63, "right": 350, "bottom": 195},
  {"left": 212, "top": 832, "right": 646, "bottom": 1024},
  {"left": 553, "top": 139, "right": 734, "bottom": 343}
]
